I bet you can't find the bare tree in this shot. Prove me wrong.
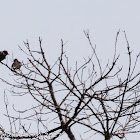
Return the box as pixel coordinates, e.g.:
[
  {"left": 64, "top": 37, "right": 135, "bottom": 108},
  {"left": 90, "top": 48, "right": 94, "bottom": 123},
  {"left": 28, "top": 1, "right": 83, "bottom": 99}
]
[{"left": 0, "top": 31, "right": 140, "bottom": 140}]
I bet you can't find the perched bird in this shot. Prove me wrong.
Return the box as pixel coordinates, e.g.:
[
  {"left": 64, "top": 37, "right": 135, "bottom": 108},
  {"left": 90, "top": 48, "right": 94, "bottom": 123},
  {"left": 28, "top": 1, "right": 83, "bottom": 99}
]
[
  {"left": 11, "top": 59, "right": 22, "bottom": 70},
  {"left": 0, "top": 50, "right": 8, "bottom": 62}
]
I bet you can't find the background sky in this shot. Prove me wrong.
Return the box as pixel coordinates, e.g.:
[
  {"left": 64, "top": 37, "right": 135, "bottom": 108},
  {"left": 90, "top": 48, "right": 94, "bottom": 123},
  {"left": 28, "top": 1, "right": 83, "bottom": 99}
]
[{"left": 0, "top": 0, "right": 140, "bottom": 140}]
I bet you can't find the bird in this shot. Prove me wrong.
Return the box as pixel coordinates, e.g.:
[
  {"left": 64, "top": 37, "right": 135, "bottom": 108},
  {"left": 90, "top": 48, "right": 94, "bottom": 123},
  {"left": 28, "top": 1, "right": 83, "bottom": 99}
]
[
  {"left": 11, "top": 59, "right": 22, "bottom": 70},
  {"left": 0, "top": 50, "right": 8, "bottom": 62}
]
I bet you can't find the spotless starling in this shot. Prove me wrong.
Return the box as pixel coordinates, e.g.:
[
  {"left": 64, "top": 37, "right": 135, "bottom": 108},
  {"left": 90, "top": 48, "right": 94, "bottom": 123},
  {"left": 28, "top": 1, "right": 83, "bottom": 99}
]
[
  {"left": 11, "top": 59, "right": 22, "bottom": 70},
  {"left": 0, "top": 50, "right": 8, "bottom": 62}
]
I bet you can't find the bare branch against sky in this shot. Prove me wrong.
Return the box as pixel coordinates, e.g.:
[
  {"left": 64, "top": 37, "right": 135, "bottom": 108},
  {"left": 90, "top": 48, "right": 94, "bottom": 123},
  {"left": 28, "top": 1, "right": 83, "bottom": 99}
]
[
  {"left": 0, "top": 31, "right": 140, "bottom": 140},
  {"left": 0, "top": 1, "right": 140, "bottom": 140}
]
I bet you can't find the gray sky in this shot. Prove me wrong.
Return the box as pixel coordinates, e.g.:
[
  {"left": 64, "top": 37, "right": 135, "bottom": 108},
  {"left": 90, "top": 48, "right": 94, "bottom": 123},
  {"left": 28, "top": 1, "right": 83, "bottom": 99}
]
[{"left": 0, "top": 0, "right": 140, "bottom": 139}]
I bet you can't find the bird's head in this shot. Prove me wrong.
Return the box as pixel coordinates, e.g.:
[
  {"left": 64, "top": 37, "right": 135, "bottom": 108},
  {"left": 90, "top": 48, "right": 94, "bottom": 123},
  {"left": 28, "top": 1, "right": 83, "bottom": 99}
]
[
  {"left": 3, "top": 50, "right": 8, "bottom": 56},
  {"left": 14, "top": 59, "right": 18, "bottom": 62}
]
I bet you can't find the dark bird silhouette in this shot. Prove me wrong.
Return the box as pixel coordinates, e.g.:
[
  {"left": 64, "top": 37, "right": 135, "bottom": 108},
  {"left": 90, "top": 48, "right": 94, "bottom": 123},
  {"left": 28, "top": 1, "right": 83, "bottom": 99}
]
[
  {"left": 0, "top": 50, "right": 8, "bottom": 62},
  {"left": 11, "top": 59, "right": 22, "bottom": 70}
]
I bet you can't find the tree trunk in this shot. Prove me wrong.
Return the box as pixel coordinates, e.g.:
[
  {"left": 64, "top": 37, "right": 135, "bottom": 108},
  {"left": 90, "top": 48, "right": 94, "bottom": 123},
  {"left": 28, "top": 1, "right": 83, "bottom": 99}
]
[
  {"left": 65, "top": 128, "right": 76, "bottom": 140},
  {"left": 105, "top": 133, "right": 111, "bottom": 140}
]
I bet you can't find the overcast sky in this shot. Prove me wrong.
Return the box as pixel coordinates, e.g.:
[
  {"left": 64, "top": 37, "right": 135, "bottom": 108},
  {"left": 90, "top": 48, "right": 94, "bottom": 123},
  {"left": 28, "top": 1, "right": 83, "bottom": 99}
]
[{"left": 0, "top": 0, "right": 140, "bottom": 140}]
